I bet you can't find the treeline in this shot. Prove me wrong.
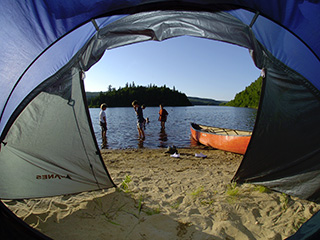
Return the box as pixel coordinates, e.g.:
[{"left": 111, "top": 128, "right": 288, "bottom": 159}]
[
  {"left": 188, "top": 97, "right": 225, "bottom": 106},
  {"left": 87, "top": 83, "right": 192, "bottom": 107},
  {"left": 221, "top": 77, "right": 263, "bottom": 108}
]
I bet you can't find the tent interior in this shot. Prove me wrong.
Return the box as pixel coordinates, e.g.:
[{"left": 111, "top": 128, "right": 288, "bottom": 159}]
[{"left": 1, "top": 1, "right": 320, "bottom": 239}]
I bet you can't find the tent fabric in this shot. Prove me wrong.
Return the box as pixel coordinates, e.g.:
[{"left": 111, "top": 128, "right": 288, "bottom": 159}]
[
  {"left": 0, "top": 66, "right": 115, "bottom": 199},
  {"left": 230, "top": 7, "right": 320, "bottom": 93},
  {"left": 0, "top": 201, "right": 52, "bottom": 240},
  {"left": 1, "top": 0, "right": 320, "bottom": 239},
  {"left": 286, "top": 209, "right": 320, "bottom": 240},
  {"left": 80, "top": 10, "right": 262, "bottom": 71},
  {"left": 1, "top": 1, "right": 320, "bottom": 137},
  {"left": 233, "top": 53, "right": 320, "bottom": 202}
]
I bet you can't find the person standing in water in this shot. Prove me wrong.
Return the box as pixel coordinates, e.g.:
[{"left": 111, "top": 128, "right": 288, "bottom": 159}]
[
  {"left": 132, "top": 100, "right": 145, "bottom": 140},
  {"left": 99, "top": 103, "right": 108, "bottom": 148},
  {"left": 141, "top": 104, "right": 149, "bottom": 129},
  {"left": 158, "top": 103, "right": 168, "bottom": 129}
]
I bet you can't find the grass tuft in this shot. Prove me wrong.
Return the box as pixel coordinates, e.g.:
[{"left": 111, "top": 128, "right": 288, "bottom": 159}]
[
  {"left": 280, "top": 193, "right": 289, "bottom": 211},
  {"left": 190, "top": 186, "right": 204, "bottom": 198},
  {"left": 226, "top": 182, "right": 239, "bottom": 197},
  {"left": 254, "top": 185, "right": 271, "bottom": 193},
  {"left": 120, "top": 175, "right": 132, "bottom": 193}
]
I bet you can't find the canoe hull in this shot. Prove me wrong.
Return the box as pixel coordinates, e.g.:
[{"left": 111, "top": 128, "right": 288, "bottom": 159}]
[{"left": 190, "top": 123, "right": 251, "bottom": 155}]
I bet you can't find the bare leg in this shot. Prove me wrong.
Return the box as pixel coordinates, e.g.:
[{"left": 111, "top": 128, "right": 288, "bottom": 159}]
[
  {"left": 101, "top": 130, "right": 107, "bottom": 148},
  {"left": 138, "top": 127, "right": 145, "bottom": 140},
  {"left": 141, "top": 128, "right": 145, "bottom": 140}
]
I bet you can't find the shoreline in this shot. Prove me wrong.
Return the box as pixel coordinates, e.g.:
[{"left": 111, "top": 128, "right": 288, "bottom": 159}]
[{"left": 5, "top": 148, "right": 320, "bottom": 239}]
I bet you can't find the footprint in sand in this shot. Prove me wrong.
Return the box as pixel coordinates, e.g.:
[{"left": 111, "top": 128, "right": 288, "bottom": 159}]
[{"left": 142, "top": 177, "right": 152, "bottom": 181}]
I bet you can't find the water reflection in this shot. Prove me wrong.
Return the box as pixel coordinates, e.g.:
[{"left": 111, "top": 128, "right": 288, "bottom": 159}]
[
  {"left": 138, "top": 139, "right": 144, "bottom": 148},
  {"left": 158, "top": 128, "right": 168, "bottom": 147},
  {"left": 89, "top": 106, "right": 257, "bottom": 149},
  {"left": 190, "top": 135, "right": 200, "bottom": 148},
  {"left": 101, "top": 137, "right": 109, "bottom": 149}
]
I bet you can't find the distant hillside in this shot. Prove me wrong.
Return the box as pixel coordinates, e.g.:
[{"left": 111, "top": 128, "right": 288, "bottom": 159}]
[
  {"left": 220, "top": 77, "right": 263, "bottom": 108},
  {"left": 86, "top": 92, "right": 100, "bottom": 100},
  {"left": 87, "top": 84, "right": 192, "bottom": 107},
  {"left": 86, "top": 92, "right": 225, "bottom": 107},
  {"left": 188, "top": 97, "right": 226, "bottom": 106}
]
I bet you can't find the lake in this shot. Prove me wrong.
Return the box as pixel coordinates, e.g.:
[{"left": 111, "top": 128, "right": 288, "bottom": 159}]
[{"left": 89, "top": 106, "right": 257, "bottom": 149}]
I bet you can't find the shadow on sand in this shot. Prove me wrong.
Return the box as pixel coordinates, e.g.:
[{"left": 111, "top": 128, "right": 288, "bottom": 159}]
[{"left": 20, "top": 190, "right": 218, "bottom": 240}]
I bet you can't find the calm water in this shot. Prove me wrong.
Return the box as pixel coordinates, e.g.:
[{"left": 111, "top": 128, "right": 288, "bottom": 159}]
[{"left": 89, "top": 106, "right": 257, "bottom": 149}]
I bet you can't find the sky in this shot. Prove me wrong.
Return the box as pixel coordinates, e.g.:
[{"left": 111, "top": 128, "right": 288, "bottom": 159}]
[{"left": 84, "top": 36, "right": 261, "bottom": 101}]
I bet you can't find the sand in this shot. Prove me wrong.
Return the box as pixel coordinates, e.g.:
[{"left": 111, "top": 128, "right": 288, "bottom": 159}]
[{"left": 4, "top": 147, "right": 320, "bottom": 240}]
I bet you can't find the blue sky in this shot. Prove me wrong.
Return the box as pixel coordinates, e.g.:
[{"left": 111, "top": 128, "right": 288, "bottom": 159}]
[{"left": 84, "top": 36, "right": 261, "bottom": 101}]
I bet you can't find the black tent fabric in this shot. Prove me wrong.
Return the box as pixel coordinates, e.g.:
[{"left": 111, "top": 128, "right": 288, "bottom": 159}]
[
  {"left": 0, "top": 201, "right": 51, "bottom": 240},
  {"left": 233, "top": 53, "right": 320, "bottom": 203}
]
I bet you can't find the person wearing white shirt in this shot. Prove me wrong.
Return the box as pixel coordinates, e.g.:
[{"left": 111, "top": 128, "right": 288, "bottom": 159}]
[{"left": 99, "top": 103, "right": 107, "bottom": 148}]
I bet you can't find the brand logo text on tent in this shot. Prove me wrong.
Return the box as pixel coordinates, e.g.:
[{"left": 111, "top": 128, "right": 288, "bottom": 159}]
[{"left": 36, "top": 174, "right": 71, "bottom": 180}]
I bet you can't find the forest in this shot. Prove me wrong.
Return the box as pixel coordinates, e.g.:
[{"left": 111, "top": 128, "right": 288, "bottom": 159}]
[
  {"left": 87, "top": 83, "right": 192, "bottom": 108},
  {"left": 187, "top": 97, "right": 225, "bottom": 106},
  {"left": 87, "top": 77, "right": 263, "bottom": 108},
  {"left": 221, "top": 76, "right": 263, "bottom": 108}
]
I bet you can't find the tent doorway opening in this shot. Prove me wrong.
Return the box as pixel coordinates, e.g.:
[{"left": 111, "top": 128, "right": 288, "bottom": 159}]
[{"left": 84, "top": 36, "right": 262, "bottom": 150}]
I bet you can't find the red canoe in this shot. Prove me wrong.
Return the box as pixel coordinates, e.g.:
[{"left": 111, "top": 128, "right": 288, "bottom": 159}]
[{"left": 190, "top": 123, "right": 252, "bottom": 155}]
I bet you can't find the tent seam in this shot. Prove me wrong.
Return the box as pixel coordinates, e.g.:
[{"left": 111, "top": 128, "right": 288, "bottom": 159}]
[
  {"left": 91, "top": 19, "right": 100, "bottom": 31},
  {"left": 70, "top": 93, "right": 102, "bottom": 189}
]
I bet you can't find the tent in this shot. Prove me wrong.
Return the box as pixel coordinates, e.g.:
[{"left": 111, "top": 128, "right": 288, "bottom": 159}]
[{"left": 1, "top": 0, "right": 320, "bottom": 239}]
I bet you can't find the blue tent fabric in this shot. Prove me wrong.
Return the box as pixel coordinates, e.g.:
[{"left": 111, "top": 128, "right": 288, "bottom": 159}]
[
  {"left": 1, "top": 0, "right": 320, "bottom": 135},
  {"left": 1, "top": 0, "right": 320, "bottom": 239}
]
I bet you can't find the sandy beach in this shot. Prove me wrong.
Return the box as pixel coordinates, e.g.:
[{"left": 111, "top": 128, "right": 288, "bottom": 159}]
[{"left": 4, "top": 147, "right": 320, "bottom": 240}]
